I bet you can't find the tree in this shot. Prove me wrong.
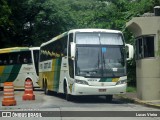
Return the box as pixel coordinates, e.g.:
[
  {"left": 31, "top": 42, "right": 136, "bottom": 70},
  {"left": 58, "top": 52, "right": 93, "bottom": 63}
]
[
  {"left": 0, "top": 0, "right": 11, "bottom": 48},
  {"left": 1, "top": 0, "right": 160, "bottom": 86},
  {"left": 0, "top": 0, "right": 74, "bottom": 47},
  {"left": 1, "top": 0, "right": 159, "bottom": 47},
  {"left": 30, "top": 0, "right": 75, "bottom": 45}
]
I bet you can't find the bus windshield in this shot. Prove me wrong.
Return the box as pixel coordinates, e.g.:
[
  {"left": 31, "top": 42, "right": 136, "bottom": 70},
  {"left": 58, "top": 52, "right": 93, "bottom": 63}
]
[
  {"left": 75, "top": 32, "right": 126, "bottom": 78},
  {"left": 76, "top": 32, "right": 124, "bottom": 45}
]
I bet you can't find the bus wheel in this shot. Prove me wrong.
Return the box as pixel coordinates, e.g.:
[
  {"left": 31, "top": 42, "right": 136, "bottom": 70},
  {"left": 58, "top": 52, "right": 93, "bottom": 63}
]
[
  {"left": 64, "top": 83, "right": 72, "bottom": 101},
  {"left": 44, "top": 81, "right": 49, "bottom": 95},
  {"left": 31, "top": 81, "right": 35, "bottom": 91},
  {"left": 105, "top": 95, "right": 113, "bottom": 102},
  {"left": 0, "top": 87, "right": 3, "bottom": 91}
]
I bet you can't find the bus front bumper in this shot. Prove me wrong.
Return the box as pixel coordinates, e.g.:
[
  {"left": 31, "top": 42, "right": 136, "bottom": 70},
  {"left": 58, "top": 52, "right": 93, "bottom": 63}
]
[{"left": 71, "top": 83, "right": 127, "bottom": 96}]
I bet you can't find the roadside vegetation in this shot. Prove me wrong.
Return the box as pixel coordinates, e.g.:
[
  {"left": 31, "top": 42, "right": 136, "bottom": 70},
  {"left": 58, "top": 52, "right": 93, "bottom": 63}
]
[
  {"left": 0, "top": 0, "right": 160, "bottom": 87},
  {"left": 127, "top": 86, "right": 136, "bottom": 93}
]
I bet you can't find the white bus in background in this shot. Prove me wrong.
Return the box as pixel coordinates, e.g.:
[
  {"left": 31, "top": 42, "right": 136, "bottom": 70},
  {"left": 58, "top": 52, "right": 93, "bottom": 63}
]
[
  {"left": 39, "top": 29, "right": 134, "bottom": 101},
  {"left": 0, "top": 47, "right": 40, "bottom": 89}
]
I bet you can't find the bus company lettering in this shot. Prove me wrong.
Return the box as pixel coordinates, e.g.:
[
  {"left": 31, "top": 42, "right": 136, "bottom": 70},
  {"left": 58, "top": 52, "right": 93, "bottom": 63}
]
[
  {"left": 40, "top": 64, "right": 43, "bottom": 70},
  {"left": 23, "top": 67, "right": 33, "bottom": 71},
  {"left": 44, "top": 62, "right": 51, "bottom": 69}
]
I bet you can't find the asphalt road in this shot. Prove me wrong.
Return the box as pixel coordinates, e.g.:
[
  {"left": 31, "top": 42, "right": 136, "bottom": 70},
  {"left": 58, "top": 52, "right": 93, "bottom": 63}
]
[{"left": 0, "top": 90, "right": 159, "bottom": 120}]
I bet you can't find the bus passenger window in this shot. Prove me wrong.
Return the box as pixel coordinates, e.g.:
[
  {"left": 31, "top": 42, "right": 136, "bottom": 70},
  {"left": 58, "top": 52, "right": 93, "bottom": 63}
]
[
  {"left": 4, "top": 60, "right": 7, "bottom": 64},
  {"left": 23, "top": 58, "right": 28, "bottom": 63},
  {"left": 10, "top": 60, "right": 13, "bottom": 64},
  {"left": 0, "top": 60, "right": 2, "bottom": 65}
]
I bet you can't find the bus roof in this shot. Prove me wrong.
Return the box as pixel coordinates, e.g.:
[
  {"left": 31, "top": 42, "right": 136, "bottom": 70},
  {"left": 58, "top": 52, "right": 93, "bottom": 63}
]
[
  {"left": 41, "top": 32, "right": 68, "bottom": 47},
  {"left": 40, "top": 29, "right": 122, "bottom": 47},
  {"left": 68, "top": 29, "right": 122, "bottom": 34},
  {"left": 29, "top": 47, "right": 40, "bottom": 51},
  {"left": 0, "top": 47, "right": 39, "bottom": 54}
]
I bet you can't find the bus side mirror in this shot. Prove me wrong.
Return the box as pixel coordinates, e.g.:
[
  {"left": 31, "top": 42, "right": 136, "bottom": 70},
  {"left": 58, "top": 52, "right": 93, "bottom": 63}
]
[
  {"left": 70, "top": 42, "right": 76, "bottom": 60},
  {"left": 125, "top": 44, "right": 134, "bottom": 60}
]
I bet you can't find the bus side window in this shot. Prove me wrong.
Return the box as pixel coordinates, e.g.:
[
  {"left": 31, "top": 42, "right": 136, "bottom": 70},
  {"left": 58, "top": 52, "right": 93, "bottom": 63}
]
[
  {"left": 0, "top": 54, "right": 3, "bottom": 65},
  {"left": 9, "top": 53, "right": 17, "bottom": 65},
  {"left": 19, "top": 55, "right": 23, "bottom": 63},
  {"left": 23, "top": 58, "right": 28, "bottom": 63},
  {"left": 68, "top": 33, "right": 74, "bottom": 78},
  {"left": 29, "top": 58, "right": 32, "bottom": 63},
  {"left": 62, "top": 35, "right": 68, "bottom": 56},
  {"left": 0, "top": 60, "right": 2, "bottom": 65},
  {"left": 23, "top": 51, "right": 32, "bottom": 64},
  {"left": 18, "top": 52, "right": 23, "bottom": 64},
  {"left": 10, "top": 60, "right": 14, "bottom": 64},
  {"left": 23, "top": 57, "right": 31, "bottom": 64},
  {"left": 4, "top": 60, "right": 7, "bottom": 64}
]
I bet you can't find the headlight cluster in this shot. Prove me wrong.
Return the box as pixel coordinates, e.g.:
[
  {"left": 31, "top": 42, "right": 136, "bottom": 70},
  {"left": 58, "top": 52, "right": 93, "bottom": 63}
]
[
  {"left": 75, "top": 80, "right": 89, "bottom": 85},
  {"left": 116, "top": 79, "right": 127, "bottom": 85}
]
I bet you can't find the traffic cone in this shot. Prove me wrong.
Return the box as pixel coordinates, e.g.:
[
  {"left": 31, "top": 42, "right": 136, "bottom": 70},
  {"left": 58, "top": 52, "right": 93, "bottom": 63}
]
[
  {"left": 22, "top": 79, "right": 35, "bottom": 100},
  {"left": 2, "top": 82, "right": 16, "bottom": 106}
]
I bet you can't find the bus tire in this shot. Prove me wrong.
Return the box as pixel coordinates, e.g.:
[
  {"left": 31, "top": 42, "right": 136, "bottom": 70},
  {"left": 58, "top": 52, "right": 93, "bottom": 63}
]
[
  {"left": 0, "top": 87, "right": 3, "bottom": 91},
  {"left": 64, "top": 81, "right": 72, "bottom": 101},
  {"left": 44, "top": 81, "right": 49, "bottom": 95},
  {"left": 106, "top": 95, "right": 113, "bottom": 102},
  {"left": 42, "top": 80, "right": 45, "bottom": 90},
  {"left": 31, "top": 80, "right": 35, "bottom": 91}
]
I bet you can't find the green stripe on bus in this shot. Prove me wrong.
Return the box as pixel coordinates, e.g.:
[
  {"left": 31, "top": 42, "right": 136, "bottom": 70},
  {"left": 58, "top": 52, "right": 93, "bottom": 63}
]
[
  {"left": 7, "top": 64, "right": 22, "bottom": 82},
  {"left": 99, "top": 78, "right": 112, "bottom": 82},
  {"left": 53, "top": 58, "right": 62, "bottom": 91},
  {"left": 1, "top": 65, "right": 13, "bottom": 82},
  {"left": 53, "top": 59, "right": 57, "bottom": 91}
]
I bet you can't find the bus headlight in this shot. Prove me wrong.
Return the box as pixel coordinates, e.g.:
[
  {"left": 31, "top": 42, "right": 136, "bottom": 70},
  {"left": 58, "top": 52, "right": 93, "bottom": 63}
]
[
  {"left": 75, "top": 80, "right": 89, "bottom": 85},
  {"left": 116, "top": 80, "right": 127, "bottom": 85}
]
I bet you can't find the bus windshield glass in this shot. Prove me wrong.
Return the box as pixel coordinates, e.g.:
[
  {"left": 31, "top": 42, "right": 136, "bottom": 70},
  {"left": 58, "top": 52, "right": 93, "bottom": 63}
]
[
  {"left": 75, "top": 32, "right": 125, "bottom": 78},
  {"left": 76, "top": 32, "right": 123, "bottom": 45}
]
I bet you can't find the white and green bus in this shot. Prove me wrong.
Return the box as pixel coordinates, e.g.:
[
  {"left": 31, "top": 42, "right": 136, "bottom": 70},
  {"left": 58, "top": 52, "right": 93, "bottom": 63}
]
[
  {"left": 39, "top": 29, "right": 134, "bottom": 101},
  {"left": 0, "top": 47, "right": 39, "bottom": 89}
]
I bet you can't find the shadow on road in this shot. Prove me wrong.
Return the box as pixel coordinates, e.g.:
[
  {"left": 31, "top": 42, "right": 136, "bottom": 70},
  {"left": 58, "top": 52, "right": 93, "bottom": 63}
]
[{"left": 44, "top": 91, "right": 134, "bottom": 104}]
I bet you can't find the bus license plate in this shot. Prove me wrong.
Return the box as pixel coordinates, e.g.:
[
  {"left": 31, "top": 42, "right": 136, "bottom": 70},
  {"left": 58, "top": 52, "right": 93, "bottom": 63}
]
[{"left": 99, "top": 89, "right": 106, "bottom": 92}]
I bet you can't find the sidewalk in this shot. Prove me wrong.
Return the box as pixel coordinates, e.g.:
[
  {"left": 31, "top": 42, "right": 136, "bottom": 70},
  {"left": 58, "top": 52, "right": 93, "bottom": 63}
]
[{"left": 119, "top": 92, "right": 160, "bottom": 109}]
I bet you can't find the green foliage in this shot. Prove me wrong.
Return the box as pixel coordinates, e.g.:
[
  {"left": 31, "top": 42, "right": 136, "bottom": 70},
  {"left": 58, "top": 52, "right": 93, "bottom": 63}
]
[
  {"left": 0, "top": 0, "right": 11, "bottom": 25},
  {"left": 127, "top": 59, "right": 136, "bottom": 87},
  {"left": 127, "top": 86, "right": 136, "bottom": 93},
  {"left": 0, "top": 0, "right": 160, "bottom": 86},
  {"left": 1, "top": 0, "right": 159, "bottom": 47},
  {"left": 0, "top": 0, "right": 11, "bottom": 47},
  {"left": 30, "top": 0, "right": 74, "bottom": 45}
]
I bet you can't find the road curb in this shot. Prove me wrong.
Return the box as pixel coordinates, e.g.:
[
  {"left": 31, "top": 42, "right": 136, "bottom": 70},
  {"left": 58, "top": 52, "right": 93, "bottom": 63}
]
[{"left": 117, "top": 95, "right": 160, "bottom": 109}]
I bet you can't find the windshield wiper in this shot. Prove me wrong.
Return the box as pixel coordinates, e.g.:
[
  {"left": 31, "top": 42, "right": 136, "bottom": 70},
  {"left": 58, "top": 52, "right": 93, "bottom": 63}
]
[
  {"left": 98, "top": 52, "right": 100, "bottom": 69},
  {"left": 98, "top": 33, "right": 104, "bottom": 76}
]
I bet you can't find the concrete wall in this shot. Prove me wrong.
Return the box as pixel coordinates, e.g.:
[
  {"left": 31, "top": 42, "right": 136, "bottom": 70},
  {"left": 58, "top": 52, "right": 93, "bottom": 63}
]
[
  {"left": 126, "top": 17, "right": 160, "bottom": 37},
  {"left": 136, "top": 59, "right": 160, "bottom": 100},
  {"left": 126, "top": 16, "right": 160, "bottom": 100}
]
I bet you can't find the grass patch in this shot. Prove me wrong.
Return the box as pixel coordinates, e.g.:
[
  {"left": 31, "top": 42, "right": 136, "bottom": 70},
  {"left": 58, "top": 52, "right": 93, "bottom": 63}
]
[{"left": 127, "top": 86, "right": 136, "bottom": 92}]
